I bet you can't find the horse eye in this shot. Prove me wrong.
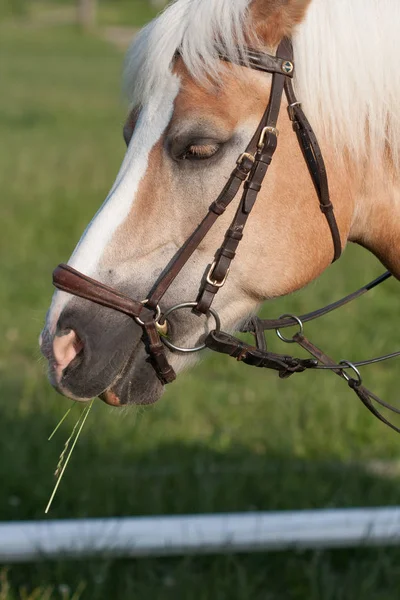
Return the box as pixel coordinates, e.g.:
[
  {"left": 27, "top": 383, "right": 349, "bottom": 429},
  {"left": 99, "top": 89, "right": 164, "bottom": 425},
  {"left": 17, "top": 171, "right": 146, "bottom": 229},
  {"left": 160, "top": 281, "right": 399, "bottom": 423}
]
[
  {"left": 178, "top": 143, "right": 220, "bottom": 161},
  {"left": 123, "top": 123, "right": 134, "bottom": 147},
  {"left": 123, "top": 109, "right": 140, "bottom": 147}
]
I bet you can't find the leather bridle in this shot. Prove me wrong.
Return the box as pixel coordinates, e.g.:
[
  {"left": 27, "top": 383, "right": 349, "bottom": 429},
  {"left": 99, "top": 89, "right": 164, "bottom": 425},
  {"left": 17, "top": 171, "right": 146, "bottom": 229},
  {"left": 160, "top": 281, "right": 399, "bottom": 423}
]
[{"left": 52, "top": 38, "right": 400, "bottom": 432}]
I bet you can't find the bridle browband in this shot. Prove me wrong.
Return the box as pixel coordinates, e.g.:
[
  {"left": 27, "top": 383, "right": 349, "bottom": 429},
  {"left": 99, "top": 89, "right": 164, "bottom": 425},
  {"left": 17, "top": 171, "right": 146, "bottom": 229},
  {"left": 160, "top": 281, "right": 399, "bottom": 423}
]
[{"left": 52, "top": 39, "right": 400, "bottom": 432}]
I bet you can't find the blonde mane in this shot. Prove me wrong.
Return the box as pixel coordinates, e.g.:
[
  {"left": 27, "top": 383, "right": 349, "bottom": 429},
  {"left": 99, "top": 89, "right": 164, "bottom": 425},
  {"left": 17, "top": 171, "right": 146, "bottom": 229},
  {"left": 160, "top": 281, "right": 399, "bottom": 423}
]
[
  {"left": 124, "top": 0, "right": 252, "bottom": 105},
  {"left": 124, "top": 0, "right": 400, "bottom": 170}
]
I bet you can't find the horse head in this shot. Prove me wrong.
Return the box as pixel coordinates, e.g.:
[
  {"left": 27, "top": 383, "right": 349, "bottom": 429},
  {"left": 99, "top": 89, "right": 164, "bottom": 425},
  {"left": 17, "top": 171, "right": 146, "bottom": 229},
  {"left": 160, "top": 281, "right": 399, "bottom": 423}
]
[{"left": 40, "top": 0, "right": 400, "bottom": 406}]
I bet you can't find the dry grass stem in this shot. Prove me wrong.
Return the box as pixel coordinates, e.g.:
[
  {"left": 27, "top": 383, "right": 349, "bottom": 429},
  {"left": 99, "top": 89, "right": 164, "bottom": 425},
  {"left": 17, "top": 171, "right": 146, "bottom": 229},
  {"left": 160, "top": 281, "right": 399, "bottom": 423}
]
[{"left": 45, "top": 400, "right": 94, "bottom": 514}]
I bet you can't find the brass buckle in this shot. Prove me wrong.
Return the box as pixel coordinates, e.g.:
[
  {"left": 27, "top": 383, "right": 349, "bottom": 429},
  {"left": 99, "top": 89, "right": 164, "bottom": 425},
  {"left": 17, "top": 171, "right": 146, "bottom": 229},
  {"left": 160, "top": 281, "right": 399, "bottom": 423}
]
[
  {"left": 135, "top": 300, "right": 168, "bottom": 335},
  {"left": 257, "top": 126, "right": 279, "bottom": 150},
  {"left": 236, "top": 152, "right": 255, "bottom": 167},
  {"left": 206, "top": 261, "right": 230, "bottom": 288}
]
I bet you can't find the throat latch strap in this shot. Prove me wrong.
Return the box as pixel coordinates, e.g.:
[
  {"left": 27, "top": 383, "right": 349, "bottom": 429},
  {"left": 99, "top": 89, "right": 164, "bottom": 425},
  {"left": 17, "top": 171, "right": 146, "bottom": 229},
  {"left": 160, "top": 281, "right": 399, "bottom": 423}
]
[{"left": 285, "top": 78, "right": 342, "bottom": 262}]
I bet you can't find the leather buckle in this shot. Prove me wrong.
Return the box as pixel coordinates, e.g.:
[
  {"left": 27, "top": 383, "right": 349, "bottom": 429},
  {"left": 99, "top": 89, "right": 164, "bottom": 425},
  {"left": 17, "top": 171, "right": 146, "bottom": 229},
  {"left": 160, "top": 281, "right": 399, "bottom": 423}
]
[
  {"left": 257, "top": 126, "right": 279, "bottom": 150},
  {"left": 236, "top": 152, "right": 255, "bottom": 170},
  {"left": 287, "top": 102, "right": 301, "bottom": 121},
  {"left": 206, "top": 261, "right": 230, "bottom": 288}
]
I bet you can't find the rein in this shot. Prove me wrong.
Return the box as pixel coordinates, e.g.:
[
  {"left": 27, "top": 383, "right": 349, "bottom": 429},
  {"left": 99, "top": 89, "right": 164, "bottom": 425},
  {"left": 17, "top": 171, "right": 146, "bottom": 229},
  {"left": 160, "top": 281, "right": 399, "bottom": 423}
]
[{"left": 52, "top": 39, "right": 400, "bottom": 432}]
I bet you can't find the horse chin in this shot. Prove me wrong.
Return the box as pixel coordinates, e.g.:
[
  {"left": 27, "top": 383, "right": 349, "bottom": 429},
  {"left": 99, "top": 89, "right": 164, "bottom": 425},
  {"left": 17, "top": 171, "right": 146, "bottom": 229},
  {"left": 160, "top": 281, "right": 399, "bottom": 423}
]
[{"left": 100, "top": 346, "right": 165, "bottom": 407}]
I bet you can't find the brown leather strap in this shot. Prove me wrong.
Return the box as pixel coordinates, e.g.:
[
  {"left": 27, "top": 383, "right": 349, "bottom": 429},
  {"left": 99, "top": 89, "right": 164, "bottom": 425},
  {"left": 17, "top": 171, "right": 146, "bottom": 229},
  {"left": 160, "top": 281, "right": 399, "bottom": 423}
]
[
  {"left": 204, "top": 275, "right": 400, "bottom": 434},
  {"left": 147, "top": 39, "right": 295, "bottom": 313},
  {"left": 196, "top": 132, "right": 280, "bottom": 313},
  {"left": 243, "top": 271, "right": 392, "bottom": 333},
  {"left": 145, "top": 153, "right": 255, "bottom": 310},
  {"left": 142, "top": 322, "right": 176, "bottom": 384},
  {"left": 206, "top": 330, "right": 317, "bottom": 377},
  {"left": 196, "top": 40, "right": 292, "bottom": 314},
  {"left": 219, "top": 47, "right": 294, "bottom": 78},
  {"left": 294, "top": 333, "right": 400, "bottom": 434},
  {"left": 53, "top": 264, "right": 144, "bottom": 319},
  {"left": 52, "top": 264, "right": 177, "bottom": 385}
]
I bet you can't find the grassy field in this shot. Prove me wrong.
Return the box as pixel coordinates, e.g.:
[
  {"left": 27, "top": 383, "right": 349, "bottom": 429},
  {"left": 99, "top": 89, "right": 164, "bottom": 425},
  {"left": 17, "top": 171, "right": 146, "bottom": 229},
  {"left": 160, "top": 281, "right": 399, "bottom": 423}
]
[
  {"left": 1, "top": 16, "right": 400, "bottom": 600},
  {"left": 0, "top": 0, "right": 159, "bottom": 27}
]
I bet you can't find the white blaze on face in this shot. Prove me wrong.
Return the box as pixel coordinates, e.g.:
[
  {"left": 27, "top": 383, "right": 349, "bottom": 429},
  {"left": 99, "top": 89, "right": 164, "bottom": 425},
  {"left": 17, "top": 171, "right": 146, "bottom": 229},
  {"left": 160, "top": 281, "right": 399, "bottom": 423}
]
[{"left": 46, "top": 73, "right": 181, "bottom": 335}]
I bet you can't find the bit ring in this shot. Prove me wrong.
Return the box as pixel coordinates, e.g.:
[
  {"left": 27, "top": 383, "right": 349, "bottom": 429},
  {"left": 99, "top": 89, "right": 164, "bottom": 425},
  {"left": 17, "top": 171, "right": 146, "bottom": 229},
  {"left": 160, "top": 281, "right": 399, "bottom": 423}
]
[
  {"left": 276, "top": 314, "right": 304, "bottom": 344},
  {"left": 339, "top": 360, "right": 362, "bottom": 387},
  {"left": 159, "top": 302, "right": 221, "bottom": 353}
]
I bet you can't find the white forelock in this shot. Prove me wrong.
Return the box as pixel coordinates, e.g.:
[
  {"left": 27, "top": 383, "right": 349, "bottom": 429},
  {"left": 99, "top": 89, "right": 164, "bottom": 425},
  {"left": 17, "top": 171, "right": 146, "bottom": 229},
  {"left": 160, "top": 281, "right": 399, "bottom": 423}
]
[
  {"left": 123, "top": 0, "right": 252, "bottom": 105},
  {"left": 124, "top": 0, "right": 400, "bottom": 170}
]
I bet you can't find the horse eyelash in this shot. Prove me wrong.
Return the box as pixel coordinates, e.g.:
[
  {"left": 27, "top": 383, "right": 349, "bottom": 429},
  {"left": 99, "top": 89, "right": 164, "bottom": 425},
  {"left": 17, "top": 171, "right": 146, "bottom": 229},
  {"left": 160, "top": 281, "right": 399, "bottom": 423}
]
[{"left": 180, "top": 143, "right": 220, "bottom": 160}]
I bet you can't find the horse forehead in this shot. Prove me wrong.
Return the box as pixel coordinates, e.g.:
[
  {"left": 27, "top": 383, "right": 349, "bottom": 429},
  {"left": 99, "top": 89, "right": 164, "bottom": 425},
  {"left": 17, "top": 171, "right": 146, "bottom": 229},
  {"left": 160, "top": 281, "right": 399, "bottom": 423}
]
[{"left": 172, "top": 61, "right": 269, "bottom": 125}]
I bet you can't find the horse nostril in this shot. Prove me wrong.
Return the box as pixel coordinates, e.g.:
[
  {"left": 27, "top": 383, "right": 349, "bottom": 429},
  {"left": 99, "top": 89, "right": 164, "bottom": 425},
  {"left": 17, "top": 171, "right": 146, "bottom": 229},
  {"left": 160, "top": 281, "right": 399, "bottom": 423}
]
[{"left": 53, "top": 329, "right": 84, "bottom": 373}]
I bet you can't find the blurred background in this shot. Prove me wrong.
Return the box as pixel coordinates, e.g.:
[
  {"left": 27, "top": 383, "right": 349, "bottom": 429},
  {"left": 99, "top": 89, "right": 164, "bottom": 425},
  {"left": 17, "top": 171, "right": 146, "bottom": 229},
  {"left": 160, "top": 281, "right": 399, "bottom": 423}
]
[{"left": 1, "top": 1, "right": 400, "bottom": 598}]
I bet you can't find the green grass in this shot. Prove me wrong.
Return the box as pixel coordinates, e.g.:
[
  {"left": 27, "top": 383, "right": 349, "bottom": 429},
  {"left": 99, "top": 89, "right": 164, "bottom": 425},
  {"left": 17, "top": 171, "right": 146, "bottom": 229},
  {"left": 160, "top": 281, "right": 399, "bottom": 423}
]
[
  {"left": 1, "top": 21, "right": 400, "bottom": 600},
  {"left": 97, "top": 0, "right": 159, "bottom": 27},
  {"left": 1, "top": 0, "right": 159, "bottom": 27}
]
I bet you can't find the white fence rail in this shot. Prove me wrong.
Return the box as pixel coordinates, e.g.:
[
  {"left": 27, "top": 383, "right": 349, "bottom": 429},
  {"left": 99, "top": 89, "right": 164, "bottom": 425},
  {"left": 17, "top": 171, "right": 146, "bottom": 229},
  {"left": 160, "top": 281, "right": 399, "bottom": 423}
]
[{"left": 2, "top": 507, "right": 400, "bottom": 563}]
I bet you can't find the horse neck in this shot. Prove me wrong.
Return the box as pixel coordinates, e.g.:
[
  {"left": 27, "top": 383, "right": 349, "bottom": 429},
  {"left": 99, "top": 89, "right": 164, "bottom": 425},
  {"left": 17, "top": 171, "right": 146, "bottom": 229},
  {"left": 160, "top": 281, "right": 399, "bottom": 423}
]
[{"left": 348, "top": 157, "right": 400, "bottom": 278}]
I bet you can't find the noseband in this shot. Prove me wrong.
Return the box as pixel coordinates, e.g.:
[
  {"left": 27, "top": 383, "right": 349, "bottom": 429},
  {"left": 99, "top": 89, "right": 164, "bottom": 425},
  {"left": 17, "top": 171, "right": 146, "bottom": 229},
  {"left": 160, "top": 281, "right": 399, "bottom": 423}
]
[{"left": 52, "top": 38, "right": 400, "bottom": 433}]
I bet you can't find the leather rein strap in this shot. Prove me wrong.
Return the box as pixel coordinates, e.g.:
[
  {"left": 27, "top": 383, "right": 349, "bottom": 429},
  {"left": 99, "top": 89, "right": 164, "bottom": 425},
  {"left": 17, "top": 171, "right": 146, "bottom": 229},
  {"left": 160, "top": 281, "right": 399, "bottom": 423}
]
[{"left": 52, "top": 39, "right": 400, "bottom": 432}]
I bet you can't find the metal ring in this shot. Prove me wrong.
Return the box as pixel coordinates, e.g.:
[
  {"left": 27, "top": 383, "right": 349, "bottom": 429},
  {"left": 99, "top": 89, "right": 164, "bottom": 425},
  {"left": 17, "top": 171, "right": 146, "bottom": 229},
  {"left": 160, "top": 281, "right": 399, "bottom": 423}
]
[
  {"left": 339, "top": 360, "right": 362, "bottom": 387},
  {"left": 159, "top": 302, "right": 221, "bottom": 354},
  {"left": 276, "top": 314, "right": 304, "bottom": 344},
  {"left": 134, "top": 300, "right": 162, "bottom": 327}
]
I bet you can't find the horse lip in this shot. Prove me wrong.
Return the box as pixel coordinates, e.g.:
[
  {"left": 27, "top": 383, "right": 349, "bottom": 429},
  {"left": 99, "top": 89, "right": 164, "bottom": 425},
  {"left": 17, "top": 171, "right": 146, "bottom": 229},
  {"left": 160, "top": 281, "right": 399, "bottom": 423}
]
[
  {"left": 100, "top": 389, "right": 122, "bottom": 407},
  {"left": 50, "top": 375, "right": 92, "bottom": 402}
]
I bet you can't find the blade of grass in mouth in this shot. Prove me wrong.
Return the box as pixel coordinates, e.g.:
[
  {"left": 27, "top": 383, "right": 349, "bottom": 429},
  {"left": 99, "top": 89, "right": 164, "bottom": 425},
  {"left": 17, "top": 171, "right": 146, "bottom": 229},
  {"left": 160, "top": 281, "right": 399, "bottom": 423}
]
[
  {"left": 48, "top": 404, "right": 76, "bottom": 441},
  {"left": 45, "top": 399, "right": 94, "bottom": 514}
]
